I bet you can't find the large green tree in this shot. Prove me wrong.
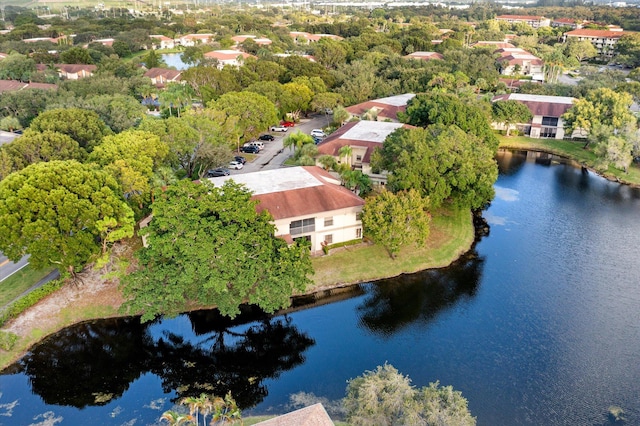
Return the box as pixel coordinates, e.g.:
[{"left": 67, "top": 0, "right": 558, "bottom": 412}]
[
  {"left": 344, "top": 364, "right": 476, "bottom": 426},
  {"left": 120, "top": 180, "right": 313, "bottom": 321},
  {"left": 400, "top": 91, "right": 498, "bottom": 150},
  {"left": 372, "top": 126, "right": 498, "bottom": 209},
  {"left": 0, "top": 129, "right": 85, "bottom": 180},
  {"left": 0, "top": 160, "right": 134, "bottom": 275},
  {"left": 29, "top": 108, "right": 112, "bottom": 151},
  {"left": 209, "top": 91, "right": 278, "bottom": 143},
  {"left": 361, "top": 189, "right": 430, "bottom": 258},
  {"left": 491, "top": 100, "right": 533, "bottom": 136}
]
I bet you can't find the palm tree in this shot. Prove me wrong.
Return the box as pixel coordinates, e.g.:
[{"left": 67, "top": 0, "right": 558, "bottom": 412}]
[
  {"left": 181, "top": 396, "right": 203, "bottom": 425},
  {"left": 211, "top": 392, "right": 242, "bottom": 425},
  {"left": 338, "top": 145, "right": 353, "bottom": 167},
  {"left": 160, "top": 410, "right": 193, "bottom": 425},
  {"left": 283, "top": 131, "right": 314, "bottom": 152}
]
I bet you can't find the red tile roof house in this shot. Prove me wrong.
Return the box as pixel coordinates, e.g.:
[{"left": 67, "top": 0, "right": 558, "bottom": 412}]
[
  {"left": 203, "top": 50, "right": 256, "bottom": 69},
  {"left": 149, "top": 34, "right": 175, "bottom": 49},
  {"left": 208, "top": 166, "right": 364, "bottom": 254},
  {"left": 491, "top": 93, "right": 582, "bottom": 139},
  {"left": 231, "top": 35, "right": 273, "bottom": 46},
  {"left": 56, "top": 64, "right": 97, "bottom": 80},
  {"left": 143, "top": 67, "right": 182, "bottom": 87},
  {"left": 472, "top": 41, "right": 515, "bottom": 49},
  {"left": 316, "top": 120, "right": 415, "bottom": 185},
  {"left": 0, "top": 79, "right": 57, "bottom": 93},
  {"left": 403, "top": 51, "right": 444, "bottom": 61},
  {"left": 563, "top": 29, "right": 626, "bottom": 58},
  {"left": 177, "top": 33, "right": 214, "bottom": 47},
  {"left": 345, "top": 93, "right": 416, "bottom": 122},
  {"left": 495, "top": 15, "right": 551, "bottom": 28},
  {"left": 289, "top": 32, "right": 344, "bottom": 43},
  {"left": 254, "top": 403, "right": 334, "bottom": 426},
  {"left": 494, "top": 47, "right": 545, "bottom": 81}
]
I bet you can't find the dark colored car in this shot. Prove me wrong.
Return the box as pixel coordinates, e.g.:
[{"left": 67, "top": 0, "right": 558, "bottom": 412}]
[
  {"left": 258, "top": 134, "right": 275, "bottom": 141},
  {"left": 206, "top": 168, "right": 230, "bottom": 177},
  {"left": 313, "top": 136, "right": 323, "bottom": 145},
  {"left": 234, "top": 156, "right": 246, "bottom": 164},
  {"left": 240, "top": 145, "right": 260, "bottom": 154}
]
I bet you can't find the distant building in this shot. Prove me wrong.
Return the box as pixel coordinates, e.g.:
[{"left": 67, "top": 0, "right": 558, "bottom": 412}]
[
  {"left": 472, "top": 41, "right": 515, "bottom": 49},
  {"left": 345, "top": 93, "right": 416, "bottom": 122},
  {"left": 92, "top": 38, "right": 114, "bottom": 47},
  {"left": 496, "top": 15, "right": 551, "bottom": 28},
  {"left": 203, "top": 50, "right": 256, "bottom": 68},
  {"left": 0, "top": 79, "right": 57, "bottom": 93},
  {"left": 551, "top": 18, "right": 585, "bottom": 29},
  {"left": 494, "top": 48, "right": 544, "bottom": 81},
  {"left": 149, "top": 34, "right": 175, "bottom": 49},
  {"left": 403, "top": 51, "right": 444, "bottom": 61},
  {"left": 177, "top": 33, "right": 214, "bottom": 47},
  {"left": 56, "top": 64, "right": 97, "bottom": 80},
  {"left": 231, "top": 35, "right": 272, "bottom": 46},
  {"left": 563, "top": 29, "right": 626, "bottom": 57},
  {"left": 144, "top": 67, "right": 182, "bottom": 87},
  {"left": 289, "top": 31, "right": 343, "bottom": 43},
  {"left": 492, "top": 93, "right": 578, "bottom": 139}
]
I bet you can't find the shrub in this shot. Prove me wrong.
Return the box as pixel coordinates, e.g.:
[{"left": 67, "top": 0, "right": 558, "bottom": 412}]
[
  {"left": 0, "top": 331, "right": 18, "bottom": 350},
  {"left": 0, "top": 279, "right": 64, "bottom": 327},
  {"left": 322, "top": 239, "right": 363, "bottom": 255}
]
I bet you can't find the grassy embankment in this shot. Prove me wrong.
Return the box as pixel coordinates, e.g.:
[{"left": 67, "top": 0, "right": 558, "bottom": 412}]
[
  {"left": 498, "top": 135, "right": 640, "bottom": 186},
  {"left": 0, "top": 203, "right": 474, "bottom": 370},
  {"left": 0, "top": 266, "right": 55, "bottom": 308}
]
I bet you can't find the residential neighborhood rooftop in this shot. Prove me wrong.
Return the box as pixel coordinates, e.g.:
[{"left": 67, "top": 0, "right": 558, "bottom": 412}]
[{"left": 340, "top": 120, "right": 406, "bottom": 143}]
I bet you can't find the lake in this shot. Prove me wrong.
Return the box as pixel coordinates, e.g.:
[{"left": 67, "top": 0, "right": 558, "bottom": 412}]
[
  {"left": 161, "top": 53, "right": 190, "bottom": 71},
  {"left": 1, "top": 150, "right": 639, "bottom": 425}
]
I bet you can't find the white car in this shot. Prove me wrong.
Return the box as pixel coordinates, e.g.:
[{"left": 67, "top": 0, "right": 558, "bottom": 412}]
[
  {"left": 310, "top": 129, "right": 326, "bottom": 138},
  {"left": 271, "top": 125, "right": 288, "bottom": 132},
  {"left": 229, "top": 160, "right": 244, "bottom": 170}
]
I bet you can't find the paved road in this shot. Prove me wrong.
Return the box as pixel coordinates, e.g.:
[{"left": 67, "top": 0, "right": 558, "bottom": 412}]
[
  {"left": 0, "top": 254, "right": 30, "bottom": 282},
  {"left": 238, "top": 115, "right": 327, "bottom": 174}
]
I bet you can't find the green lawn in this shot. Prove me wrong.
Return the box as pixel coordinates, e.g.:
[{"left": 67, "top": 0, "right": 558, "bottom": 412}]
[
  {"left": 0, "top": 265, "right": 55, "bottom": 308},
  {"left": 498, "top": 135, "right": 640, "bottom": 186},
  {"left": 309, "top": 204, "right": 474, "bottom": 290}
]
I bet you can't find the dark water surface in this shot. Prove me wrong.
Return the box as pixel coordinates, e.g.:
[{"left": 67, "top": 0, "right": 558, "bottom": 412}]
[{"left": 1, "top": 150, "right": 640, "bottom": 425}]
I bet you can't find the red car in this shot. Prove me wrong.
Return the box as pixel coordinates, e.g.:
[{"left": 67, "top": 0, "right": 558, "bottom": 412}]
[{"left": 280, "top": 121, "right": 295, "bottom": 127}]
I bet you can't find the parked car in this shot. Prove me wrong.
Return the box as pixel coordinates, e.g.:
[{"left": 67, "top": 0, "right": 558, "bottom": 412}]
[
  {"left": 310, "top": 129, "right": 326, "bottom": 138},
  {"left": 280, "top": 120, "right": 295, "bottom": 127},
  {"left": 313, "top": 136, "right": 323, "bottom": 145},
  {"left": 206, "top": 168, "right": 230, "bottom": 177},
  {"left": 258, "top": 134, "right": 275, "bottom": 141},
  {"left": 271, "top": 125, "right": 288, "bottom": 132},
  {"left": 244, "top": 141, "right": 264, "bottom": 150},
  {"left": 234, "top": 155, "right": 246, "bottom": 164},
  {"left": 229, "top": 160, "right": 244, "bottom": 170},
  {"left": 240, "top": 145, "right": 260, "bottom": 154}
]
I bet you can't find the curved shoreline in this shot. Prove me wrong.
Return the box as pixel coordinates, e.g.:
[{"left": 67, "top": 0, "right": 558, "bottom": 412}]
[
  {"left": 0, "top": 206, "right": 475, "bottom": 370},
  {"left": 498, "top": 141, "right": 640, "bottom": 188}
]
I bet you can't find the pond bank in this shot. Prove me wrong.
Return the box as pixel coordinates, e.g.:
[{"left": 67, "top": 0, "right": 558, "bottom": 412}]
[{"left": 0, "top": 204, "right": 475, "bottom": 370}]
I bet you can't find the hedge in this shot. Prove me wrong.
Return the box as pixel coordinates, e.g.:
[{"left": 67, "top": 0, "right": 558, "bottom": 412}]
[{"left": 0, "top": 279, "right": 64, "bottom": 327}]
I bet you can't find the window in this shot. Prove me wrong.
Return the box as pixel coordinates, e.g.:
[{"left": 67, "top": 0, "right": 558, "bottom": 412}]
[
  {"left": 356, "top": 212, "right": 362, "bottom": 221},
  {"left": 541, "top": 116, "right": 558, "bottom": 127},
  {"left": 324, "top": 217, "right": 333, "bottom": 227},
  {"left": 324, "top": 234, "right": 333, "bottom": 244},
  {"left": 356, "top": 228, "right": 362, "bottom": 238},
  {"left": 541, "top": 127, "right": 557, "bottom": 138},
  {"left": 290, "top": 218, "right": 315, "bottom": 235},
  {"left": 356, "top": 155, "right": 362, "bottom": 162}
]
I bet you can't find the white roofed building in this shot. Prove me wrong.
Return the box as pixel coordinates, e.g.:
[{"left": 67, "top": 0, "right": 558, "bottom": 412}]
[
  {"left": 208, "top": 166, "right": 364, "bottom": 254},
  {"left": 345, "top": 93, "right": 416, "bottom": 122}
]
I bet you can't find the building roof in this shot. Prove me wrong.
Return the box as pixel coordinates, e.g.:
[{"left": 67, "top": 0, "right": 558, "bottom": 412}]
[
  {"left": 208, "top": 166, "right": 364, "bottom": 220},
  {"left": 345, "top": 93, "right": 416, "bottom": 121},
  {"left": 472, "top": 41, "right": 515, "bottom": 49},
  {"left": 204, "top": 50, "right": 255, "bottom": 61},
  {"left": 496, "top": 15, "right": 546, "bottom": 20},
  {"left": 404, "top": 51, "right": 444, "bottom": 60},
  {"left": 564, "top": 29, "right": 625, "bottom": 38},
  {"left": 56, "top": 64, "right": 97, "bottom": 73},
  {"left": 0, "top": 79, "right": 57, "bottom": 92},
  {"left": 254, "top": 403, "right": 334, "bottom": 426},
  {"left": 144, "top": 67, "right": 182, "bottom": 80},
  {"left": 317, "top": 121, "right": 412, "bottom": 164},
  {"left": 493, "top": 93, "right": 575, "bottom": 117},
  {"left": 150, "top": 34, "right": 173, "bottom": 41}
]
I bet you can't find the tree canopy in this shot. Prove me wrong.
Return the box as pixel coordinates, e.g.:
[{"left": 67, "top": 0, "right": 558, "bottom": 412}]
[
  {"left": 400, "top": 91, "right": 498, "bottom": 150},
  {"left": 29, "top": 108, "right": 112, "bottom": 151},
  {"left": 361, "top": 189, "right": 431, "bottom": 258},
  {"left": 120, "top": 179, "right": 313, "bottom": 321},
  {"left": 208, "top": 91, "right": 279, "bottom": 143},
  {"left": 344, "top": 364, "right": 476, "bottom": 426},
  {"left": 0, "top": 160, "right": 134, "bottom": 275},
  {"left": 372, "top": 126, "right": 498, "bottom": 209},
  {"left": 491, "top": 100, "right": 533, "bottom": 136}
]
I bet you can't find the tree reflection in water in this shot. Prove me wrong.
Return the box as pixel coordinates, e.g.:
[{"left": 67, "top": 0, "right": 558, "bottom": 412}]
[
  {"left": 13, "top": 309, "right": 315, "bottom": 410},
  {"left": 356, "top": 250, "right": 484, "bottom": 336}
]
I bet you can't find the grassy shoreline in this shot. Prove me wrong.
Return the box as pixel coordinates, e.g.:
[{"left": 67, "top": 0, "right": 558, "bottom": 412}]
[
  {"left": 498, "top": 136, "right": 640, "bottom": 187},
  {"left": 0, "top": 204, "right": 474, "bottom": 370}
]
